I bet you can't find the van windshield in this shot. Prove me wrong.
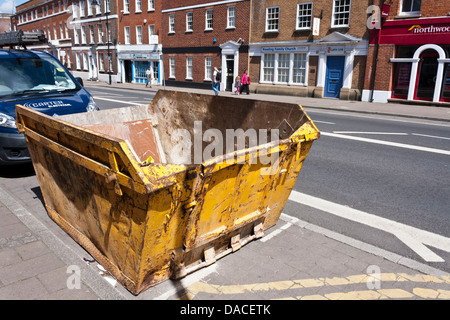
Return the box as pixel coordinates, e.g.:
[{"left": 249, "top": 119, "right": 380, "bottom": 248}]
[{"left": 0, "top": 53, "right": 78, "bottom": 97}]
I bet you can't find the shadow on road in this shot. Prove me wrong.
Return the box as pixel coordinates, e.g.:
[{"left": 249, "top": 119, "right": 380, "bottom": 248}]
[{"left": 0, "top": 163, "right": 35, "bottom": 178}]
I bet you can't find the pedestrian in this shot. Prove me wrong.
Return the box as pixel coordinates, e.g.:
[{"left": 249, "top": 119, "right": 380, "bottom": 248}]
[
  {"left": 234, "top": 76, "right": 241, "bottom": 95},
  {"left": 145, "top": 67, "right": 152, "bottom": 88},
  {"left": 240, "top": 69, "right": 250, "bottom": 95},
  {"left": 212, "top": 66, "right": 221, "bottom": 96}
]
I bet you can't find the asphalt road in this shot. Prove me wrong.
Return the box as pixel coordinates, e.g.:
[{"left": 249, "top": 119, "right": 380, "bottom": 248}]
[
  {"left": 285, "top": 109, "right": 450, "bottom": 272},
  {"left": 58, "top": 85, "right": 450, "bottom": 273}
]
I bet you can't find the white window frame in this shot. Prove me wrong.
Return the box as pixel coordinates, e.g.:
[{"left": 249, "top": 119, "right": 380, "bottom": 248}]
[
  {"left": 136, "top": 0, "right": 142, "bottom": 13},
  {"left": 186, "top": 12, "right": 193, "bottom": 32},
  {"left": 124, "top": 26, "right": 130, "bottom": 44},
  {"left": 60, "top": 23, "right": 64, "bottom": 39},
  {"left": 81, "top": 25, "right": 87, "bottom": 43},
  {"left": 105, "top": 0, "right": 111, "bottom": 13},
  {"left": 277, "top": 53, "right": 290, "bottom": 83},
  {"left": 83, "top": 52, "right": 89, "bottom": 71},
  {"left": 296, "top": 2, "right": 313, "bottom": 30},
  {"left": 73, "top": 28, "right": 79, "bottom": 44},
  {"left": 331, "top": 0, "right": 351, "bottom": 28},
  {"left": 260, "top": 52, "right": 309, "bottom": 86},
  {"left": 89, "top": 25, "right": 95, "bottom": 43},
  {"left": 205, "top": 56, "right": 212, "bottom": 81},
  {"left": 265, "top": 6, "right": 280, "bottom": 32},
  {"left": 227, "top": 6, "right": 235, "bottom": 29},
  {"left": 400, "top": 0, "right": 421, "bottom": 15},
  {"left": 79, "top": 0, "right": 85, "bottom": 17},
  {"left": 205, "top": 9, "right": 213, "bottom": 31},
  {"left": 169, "top": 57, "right": 176, "bottom": 79},
  {"left": 293, "top": 53, "right": 307, "bottom": 84},
  {"left": 136, "top": 25, "right": 143, "bottom": 44},
  {"left": 87, "top": 0, "right": 93, "bottom": 16},
  {"left": 97, "top": 24, "right": 103, "bottom": 43},
  {"left": 76, "top": 52, "right": 81, "bottom": 70},
  {"left": 124, "top": 0, "right": 130, "bottom": 14},
  {"left": 148, "top": 0, "right": 155, "bottom": 11},
  {"left": 148, "top": 24, "right": 156, "bottom": 43},
  {"left": 99, "top": 53, "right": 105, "bottom": 71},
  {"left": 186, "top": 56, "right": 193, "bottom": 80},
  {"left": 169, "top": 14, "right": 175, "bottom": 33}
]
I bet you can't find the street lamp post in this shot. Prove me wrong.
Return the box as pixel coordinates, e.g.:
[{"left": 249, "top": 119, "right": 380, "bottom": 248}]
[{"left": 106, "top": 11, "right": 111, "bottom": 85}]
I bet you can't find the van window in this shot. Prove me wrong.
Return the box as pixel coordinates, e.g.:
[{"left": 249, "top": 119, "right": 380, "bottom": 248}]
[{"left": 0, "top": 53, "right": 78, "bottom": 97}]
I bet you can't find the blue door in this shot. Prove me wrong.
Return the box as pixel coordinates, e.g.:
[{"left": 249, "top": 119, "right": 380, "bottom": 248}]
[{"left": 324, "top": 56, "right": 345, "bottom": 98}]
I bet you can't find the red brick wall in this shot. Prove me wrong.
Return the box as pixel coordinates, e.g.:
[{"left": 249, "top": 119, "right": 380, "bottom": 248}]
[
  {"left": 161, "top": 0, "right": 250, "bottom": 85},
  {"left": 250, "top": 0, "right": 372, "bottom": 43},
  {"left": 118, "top": 0, "right": 162, "bottom": 45}
]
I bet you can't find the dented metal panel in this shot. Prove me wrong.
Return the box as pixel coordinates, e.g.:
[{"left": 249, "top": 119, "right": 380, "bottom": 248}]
[{"left": 16, "top": 90, "right": 319, "bottom": 295}]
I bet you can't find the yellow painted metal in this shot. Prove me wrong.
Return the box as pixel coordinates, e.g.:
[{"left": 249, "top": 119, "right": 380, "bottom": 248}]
[{"left": 15, "top": 90, "right": 319, "bottom": 295}]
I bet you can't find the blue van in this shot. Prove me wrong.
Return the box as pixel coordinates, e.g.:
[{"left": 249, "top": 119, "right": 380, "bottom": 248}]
[{"left": 0, "top": 32, "right": 98, "bottom": 165}]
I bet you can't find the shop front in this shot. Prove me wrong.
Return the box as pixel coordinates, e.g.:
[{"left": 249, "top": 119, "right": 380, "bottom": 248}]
[
  {"left": 249, "top": 32, "right": 368, "bottom": 100},
  {"left": 366, "top": 17, "right": 450, "bottom": 104},
  {"left": 117, "top": 45, "right": 162, "bottom": 85}
]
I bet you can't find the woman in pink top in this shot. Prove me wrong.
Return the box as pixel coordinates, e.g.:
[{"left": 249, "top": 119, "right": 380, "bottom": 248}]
[{"left": 240, "top": 70, "right": 250, "bottom": 95}]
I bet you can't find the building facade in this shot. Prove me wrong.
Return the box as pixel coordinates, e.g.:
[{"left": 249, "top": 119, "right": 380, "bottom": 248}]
[
  {"left": 13, "top": 0, "right": 120, "bottom": 83},
  {"left": 117, "top": 0, "right": 162, "bottom": 85},
  {"left": 363, "top": 0, "right": 450, "bottom": 104},
  {"left": 161, "top": 0, "right": 250, "bottom": 91},
  {"left": 248, "top": 0, "right": 370, "bottom": 100}
]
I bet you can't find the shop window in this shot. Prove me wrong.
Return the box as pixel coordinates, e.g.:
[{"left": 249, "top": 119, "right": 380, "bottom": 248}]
[
  {"left": 277, "top": 54, "right": 290, "bottom": 83},
  {"left": 441, "top": 64, "right": 450, "bottom": 101},
  {"left": 263, "top": 54, "right": 275, "bottom": 82},
  {"left": 392, "top": 62, "right": 411, "bottom": 98},
  {"left": 400, "top": 0, "right": 421, "bottom": 15},
  {"left": 293, "top": 53, "right": 307, "bottom": 84},
  {"left": 134, "top": 61, "right": 148, "bottom": 81}
]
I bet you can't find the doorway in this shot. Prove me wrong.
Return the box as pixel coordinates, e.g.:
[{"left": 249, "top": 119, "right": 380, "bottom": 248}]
[
  {"left": 124, "top": 60, "right": 132, "bottom": 83},
  {"left": 415, "top": 51, "right": 438, "bottom": 100},
  {"left": 225, "top": 55, "right": 234, "bottom": 91},
  {"left": 324, "top": 56, "right": 345, "bottom": 98}
]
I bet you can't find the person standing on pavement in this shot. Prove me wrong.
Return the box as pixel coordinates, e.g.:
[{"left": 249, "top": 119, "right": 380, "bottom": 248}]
[
  {"left": 145, "top": 67, "right": 153, "bottom": 88},
  {"left": 212, "top": 67, "right": 221, "bottom": 96},
  {"left": 240, "top": 69, "right": 250, "bottom": 95}
]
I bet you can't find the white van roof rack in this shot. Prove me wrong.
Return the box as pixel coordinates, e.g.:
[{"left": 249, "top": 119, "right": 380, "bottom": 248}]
[{"left": 0, "top": 30, "right": 47, "bottom": 49}]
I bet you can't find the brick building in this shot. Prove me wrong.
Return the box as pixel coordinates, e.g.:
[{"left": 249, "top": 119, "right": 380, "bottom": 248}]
[
  {"left": 12, "top": 0, "right": 120, "bottom": 83},
  {"left": 14, "top": 0, "right": 72, "bottom": 67},
  {"left": 249, "top": 0, "right": 371, "bottom": 100},
  {"left": 161, "top": 0, "right": 250, "bottom": 91},
  {"left": 363, "top": 0, "right": 450, "bottom": 104},
  {"left": 0, "top": 14, "right": 12, "bottom": 33},
  {"left": 117, "top": 0, "right": 162, "bottom": 85}
]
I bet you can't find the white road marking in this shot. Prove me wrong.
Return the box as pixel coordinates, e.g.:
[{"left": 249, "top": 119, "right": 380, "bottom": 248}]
[
  {"left": 288, "top": 191, "right": 450, "bottom": 263},
  {"left": 412, "top": 133, "right": 450, "bottom": 141},
  {"left": 93, "top": 96, "right": 143, "bottom": 105},
  {"left": 313, "top": 120, "right": 336, "bottom": 125},
  {"left": 333, "top": 131, "right": 408, "bottom": 135},
  {"left": 321, "top": 131, "right": 450, "bottom": 156}
]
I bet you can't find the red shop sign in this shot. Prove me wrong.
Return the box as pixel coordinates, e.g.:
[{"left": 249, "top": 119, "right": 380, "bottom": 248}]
[{"left": 372, "top": 17, "right": 450, "bottom": 45}]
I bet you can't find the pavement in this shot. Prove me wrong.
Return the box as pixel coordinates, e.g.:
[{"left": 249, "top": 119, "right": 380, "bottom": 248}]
[{"left": 1, "top": 80, "right": 450, "bottom": 303}]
